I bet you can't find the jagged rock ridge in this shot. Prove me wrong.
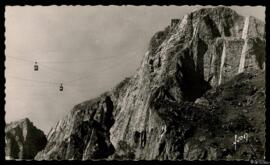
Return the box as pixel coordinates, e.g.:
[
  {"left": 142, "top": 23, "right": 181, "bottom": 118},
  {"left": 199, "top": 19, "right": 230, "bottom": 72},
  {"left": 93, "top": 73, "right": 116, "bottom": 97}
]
[
  {"left": 5, "top": 118, "right": 47, "bottom": 160},
  {"left": 35, "top": 7, "right": 265, "bottom": 160}
]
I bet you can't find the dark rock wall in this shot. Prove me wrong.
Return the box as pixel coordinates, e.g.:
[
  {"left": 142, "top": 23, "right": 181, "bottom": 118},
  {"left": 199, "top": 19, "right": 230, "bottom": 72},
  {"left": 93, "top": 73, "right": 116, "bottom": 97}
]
[{"left": 5, "top": 118, "right": 47, "bottom": 159}]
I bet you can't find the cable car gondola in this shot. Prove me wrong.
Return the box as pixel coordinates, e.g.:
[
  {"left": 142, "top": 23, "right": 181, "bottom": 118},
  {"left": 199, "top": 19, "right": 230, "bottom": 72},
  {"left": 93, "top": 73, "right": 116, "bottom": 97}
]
[
  {"left": 59, "top": 83, "right": 63, "bottom": 91},
  {"left": 34, "top": 61, "right": 39, "bottom": 71}
]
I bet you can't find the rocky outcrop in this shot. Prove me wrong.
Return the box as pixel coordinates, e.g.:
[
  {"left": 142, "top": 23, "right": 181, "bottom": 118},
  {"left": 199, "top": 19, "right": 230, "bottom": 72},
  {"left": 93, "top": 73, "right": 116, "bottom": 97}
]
[
  {"left": 5, "top": 118, "right": 47, "bottom": 160},
  {"left": 35, "top": 7, "right": 265, "bottom": 160},
  {"left": 35, "top": 95, "right": 116, "bottom": 160},
  {"left": 35, "top": 78, "right": 131, "bottom": 160},
  {"left": 183, "top": 69, "right": 265, "bottom": 160}
]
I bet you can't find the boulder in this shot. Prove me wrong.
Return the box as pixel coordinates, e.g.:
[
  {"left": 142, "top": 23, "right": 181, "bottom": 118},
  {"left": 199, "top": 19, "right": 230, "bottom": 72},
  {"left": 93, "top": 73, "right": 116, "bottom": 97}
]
[{"left": 195, "top": 97, "right": 209, "bottom": 106}]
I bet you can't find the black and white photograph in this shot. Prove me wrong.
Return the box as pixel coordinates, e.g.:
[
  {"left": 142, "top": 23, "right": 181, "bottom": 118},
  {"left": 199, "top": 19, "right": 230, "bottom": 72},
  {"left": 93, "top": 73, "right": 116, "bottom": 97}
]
[{"left": 4, "top": 4, "right": 267, "bottom": 161}]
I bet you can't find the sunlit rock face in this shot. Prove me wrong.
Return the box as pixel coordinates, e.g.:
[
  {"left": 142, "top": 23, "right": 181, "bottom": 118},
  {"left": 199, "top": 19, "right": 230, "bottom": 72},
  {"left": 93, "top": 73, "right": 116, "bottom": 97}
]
[
  {"left": 35, "top": 7, "right": 265, "bottom": 160},
  {"left": 5, "top": 118, "right": 47, "bottom": 160}
]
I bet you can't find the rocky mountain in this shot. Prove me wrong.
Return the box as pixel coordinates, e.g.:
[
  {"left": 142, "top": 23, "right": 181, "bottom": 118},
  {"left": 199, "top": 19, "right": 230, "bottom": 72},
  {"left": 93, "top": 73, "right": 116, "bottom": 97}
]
[
  {"left": 35, "top": 7, "right": 265, "bottom": 160},
  {"left": 5, "top": 118, "right": 47, "bottom": 160}
]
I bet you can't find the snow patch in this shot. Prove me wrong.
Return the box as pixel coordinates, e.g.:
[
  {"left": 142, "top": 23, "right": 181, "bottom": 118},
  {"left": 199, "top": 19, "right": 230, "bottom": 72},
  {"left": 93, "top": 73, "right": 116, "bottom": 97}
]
[
  {"left": 242, "top": 16, "right": 250, "bottom": 40},
  {"left": 238, "top": 40, "right": 248, "bottom": 73},
  {"left": 218, "top": 42, "right": 227, "bottom": 85}
]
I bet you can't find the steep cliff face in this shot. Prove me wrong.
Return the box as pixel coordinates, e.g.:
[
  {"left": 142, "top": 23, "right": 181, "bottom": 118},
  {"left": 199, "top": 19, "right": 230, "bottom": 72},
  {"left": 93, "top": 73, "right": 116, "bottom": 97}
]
[
  {"left": 5, "top": 118, "right": 47, "bottom": 160},
  {"left": 35, "top": 78, "right": 131, "bottom": 160},
  {"left": 35, "top": 7, "right": 265, "bottom": 160},
  {"left": 35, "top": 95, "right": 116, "bottom": 160}
]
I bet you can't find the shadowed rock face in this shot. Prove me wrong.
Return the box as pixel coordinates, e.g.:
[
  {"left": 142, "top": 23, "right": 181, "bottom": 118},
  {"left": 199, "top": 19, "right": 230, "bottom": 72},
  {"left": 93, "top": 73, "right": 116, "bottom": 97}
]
[
  {"left": 35, "top": 94, "right": 117, "bottom": 160},
  {"left": 5, "top": 118, "right": 47, "bottom": 160},
  {"left": 183, "top": 70, "right": 265, "bottom": 160},
  {"left": 35, "top": 7, "right": 265, "bottom": 160}
]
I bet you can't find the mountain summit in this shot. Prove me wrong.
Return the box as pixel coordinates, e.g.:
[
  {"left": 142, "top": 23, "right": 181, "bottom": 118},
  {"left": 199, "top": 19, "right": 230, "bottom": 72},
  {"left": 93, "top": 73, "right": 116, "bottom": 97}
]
[{"left": 34, "top": 7, "right": 265, "bottom": 160}]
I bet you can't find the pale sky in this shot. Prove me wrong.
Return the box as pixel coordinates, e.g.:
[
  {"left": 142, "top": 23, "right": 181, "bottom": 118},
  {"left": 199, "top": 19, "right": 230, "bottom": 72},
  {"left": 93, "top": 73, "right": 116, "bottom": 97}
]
[{"left": 5, "top": 5, "right": 265, "bottom": 134}]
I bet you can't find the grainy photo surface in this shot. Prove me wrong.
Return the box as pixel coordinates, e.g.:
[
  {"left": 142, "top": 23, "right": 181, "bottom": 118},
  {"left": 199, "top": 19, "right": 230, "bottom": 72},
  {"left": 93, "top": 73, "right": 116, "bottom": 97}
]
[{"left": 4, "top": 5, "right": 266, "bottom": 161}]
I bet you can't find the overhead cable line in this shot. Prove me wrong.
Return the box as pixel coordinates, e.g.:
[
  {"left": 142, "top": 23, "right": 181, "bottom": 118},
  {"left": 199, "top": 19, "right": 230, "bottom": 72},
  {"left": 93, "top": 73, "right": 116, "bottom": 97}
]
[
  {"left": 6, "top": 56, "right": 79, "bottom": 75},
  {"left": 64, "top": 56, "right": 134, "bottom": 84},
  {"left": 6, "top": 52, "right": 137, "bottom": 91},
  {"left": 7, "top": 75, "right": 82, "bottom": 87},
  {"left": 7, "top": 75, "right": 59, "bottom": 85},
  {"left": 34, "top": 52, "right": 132, "bottom": 63},
  {"left": 6, "top": 52, "right": 135, "bottom": 84},
  {"left": 6, "top": 52, "right": 132, "bottom": 64},
  {"left": 6, "top": 55, "right": 33, "bottom": 63},
  {"left": 6, "top": 56, "right": 133, "bottom": 88},
  {"left": 38, "top": 63, "right": 78, "bottom": 75}
]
